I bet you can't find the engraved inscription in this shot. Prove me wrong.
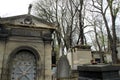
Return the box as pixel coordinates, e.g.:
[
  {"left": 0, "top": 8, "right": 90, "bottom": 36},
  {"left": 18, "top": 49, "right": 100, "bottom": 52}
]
[{"left": 11, "top": 28, "right": 41, "bottom": 37}]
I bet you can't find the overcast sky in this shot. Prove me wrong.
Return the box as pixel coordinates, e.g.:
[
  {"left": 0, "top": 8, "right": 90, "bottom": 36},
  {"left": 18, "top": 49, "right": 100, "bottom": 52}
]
[{"left": 0, "top": 0, "right": 35, "bottom": 17}]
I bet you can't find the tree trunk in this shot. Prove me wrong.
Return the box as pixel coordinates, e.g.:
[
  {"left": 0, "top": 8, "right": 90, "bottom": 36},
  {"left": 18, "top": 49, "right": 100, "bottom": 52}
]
[
  {"left": 111, "top": 16, "right": 118, "bottom": 63},
  {"left": 94, "top": 26, "right": 104, "bottom": 63},
  {"left": 78, "top": 0, "right": 84, "bottom": 45},
  {"left": 107, "top": 0, "right": 118, "bottom": 63}
]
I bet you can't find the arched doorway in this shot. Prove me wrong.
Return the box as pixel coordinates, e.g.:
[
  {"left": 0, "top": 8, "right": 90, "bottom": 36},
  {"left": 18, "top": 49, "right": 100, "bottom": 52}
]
[{"left": 10, "top": 50, "right": 37, "bottom": 80}]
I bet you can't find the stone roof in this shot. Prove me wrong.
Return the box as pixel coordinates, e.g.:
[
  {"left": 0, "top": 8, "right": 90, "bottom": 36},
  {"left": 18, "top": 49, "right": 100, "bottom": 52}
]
[{"left": 0, "top": 14, "right": 56, "bottom": 29}]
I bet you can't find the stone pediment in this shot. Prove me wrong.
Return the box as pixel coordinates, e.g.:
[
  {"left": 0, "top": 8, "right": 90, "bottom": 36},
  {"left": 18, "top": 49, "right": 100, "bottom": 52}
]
[
  {"left": 0, "top": 14, "right": 55, "bottom": 29},
  {"left": 0, "top": 14, "right": 55, "bottom": 41}
]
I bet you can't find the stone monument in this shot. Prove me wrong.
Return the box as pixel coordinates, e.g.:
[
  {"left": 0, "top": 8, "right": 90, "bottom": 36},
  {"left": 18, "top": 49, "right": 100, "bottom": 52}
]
[{"left": 0, "top": 13, "right": 55, "bottom": 80}]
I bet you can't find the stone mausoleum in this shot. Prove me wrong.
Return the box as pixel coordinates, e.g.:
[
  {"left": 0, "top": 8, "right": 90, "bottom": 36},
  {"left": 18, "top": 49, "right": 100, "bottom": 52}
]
[{"left": 0, "top": 14, "right": 55, "bottom": 80}]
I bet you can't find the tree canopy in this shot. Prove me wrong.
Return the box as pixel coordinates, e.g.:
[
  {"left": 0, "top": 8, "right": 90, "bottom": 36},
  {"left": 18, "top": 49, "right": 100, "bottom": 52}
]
[{"left": 33, "top": 0, "right": 120, "bottom": 63}]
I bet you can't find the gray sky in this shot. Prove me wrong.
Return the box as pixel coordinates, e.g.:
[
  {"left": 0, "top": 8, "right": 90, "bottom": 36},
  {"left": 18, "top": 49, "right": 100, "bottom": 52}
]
[{"left": 0, "top": 0, "right": 35, "bottom": 17}]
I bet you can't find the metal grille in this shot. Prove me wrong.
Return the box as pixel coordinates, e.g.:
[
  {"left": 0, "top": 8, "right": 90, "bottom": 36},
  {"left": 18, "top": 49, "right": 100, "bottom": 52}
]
[{"left": 10, "top": 51, "right": 36, "bottom": 80}]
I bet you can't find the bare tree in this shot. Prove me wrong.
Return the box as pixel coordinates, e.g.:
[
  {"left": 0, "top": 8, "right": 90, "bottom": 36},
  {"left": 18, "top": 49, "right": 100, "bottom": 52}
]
[
  {"left": 89, "top": 0, "right": 120, "bottom": 63},
  {"left": 33, "top": 0, "right": 82, "bottom": 53},
  {"left": 85, "top": 13, "right": 108, "bottom": 62},
  {"left": 33, "top": 0, "right": 120, "bottom": 64}
]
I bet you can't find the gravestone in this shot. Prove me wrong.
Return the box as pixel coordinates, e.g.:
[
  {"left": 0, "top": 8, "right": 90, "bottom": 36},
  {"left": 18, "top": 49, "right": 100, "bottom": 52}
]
[{"left": 56, "top": 55, "right": 71, "bottom": 79}]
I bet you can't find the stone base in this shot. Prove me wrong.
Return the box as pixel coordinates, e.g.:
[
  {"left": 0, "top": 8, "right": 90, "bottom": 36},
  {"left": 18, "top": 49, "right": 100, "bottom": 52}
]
[
  {"left": 78, "top": 77, "right": 120, "bottom": 80},
  {"left": 78, "top": 64, "right": 120, "bottom": 80}
]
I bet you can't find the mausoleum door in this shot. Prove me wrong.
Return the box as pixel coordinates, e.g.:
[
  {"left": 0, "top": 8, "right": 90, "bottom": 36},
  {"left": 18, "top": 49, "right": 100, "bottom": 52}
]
[{"left": 10, "top": 51, "right": 37, "bottom": 80}]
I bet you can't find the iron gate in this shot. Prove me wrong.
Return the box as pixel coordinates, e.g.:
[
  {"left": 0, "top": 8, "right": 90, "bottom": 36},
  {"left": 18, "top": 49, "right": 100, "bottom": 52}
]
[{"left": 10, "top": 51, "right": 37, "bottom": 80}]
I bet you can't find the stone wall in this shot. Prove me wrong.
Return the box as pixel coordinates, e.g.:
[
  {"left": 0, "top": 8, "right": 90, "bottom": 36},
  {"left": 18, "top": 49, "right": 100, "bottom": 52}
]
[{"left": 73, "top": 49, "right": 92, "bottom": 65}]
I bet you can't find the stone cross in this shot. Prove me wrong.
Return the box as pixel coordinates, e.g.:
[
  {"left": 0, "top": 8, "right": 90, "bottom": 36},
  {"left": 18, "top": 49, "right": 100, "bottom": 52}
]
[{"left": 28, "top": 4, "right": 32, "bottom": 15}]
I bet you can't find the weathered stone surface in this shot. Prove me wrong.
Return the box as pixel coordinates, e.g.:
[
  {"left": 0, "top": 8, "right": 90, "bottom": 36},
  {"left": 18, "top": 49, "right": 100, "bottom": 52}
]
[
  {"left": 0, "top": 14, "right": 55, "bottom": 80},
  {"left": 56, "top": 55, "right": 71, "bottom": 79},
  {"left": 71, "top": 45, "right": 92, "bottom": 68},
  {"left": 78, "top": 64, "right": 120, "bottom": 80}
]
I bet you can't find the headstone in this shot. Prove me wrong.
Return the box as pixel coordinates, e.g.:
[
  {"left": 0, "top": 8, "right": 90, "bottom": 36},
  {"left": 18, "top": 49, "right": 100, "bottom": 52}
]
[{"left": 56, "top": 55, "right": 71, "bottom": 79}]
